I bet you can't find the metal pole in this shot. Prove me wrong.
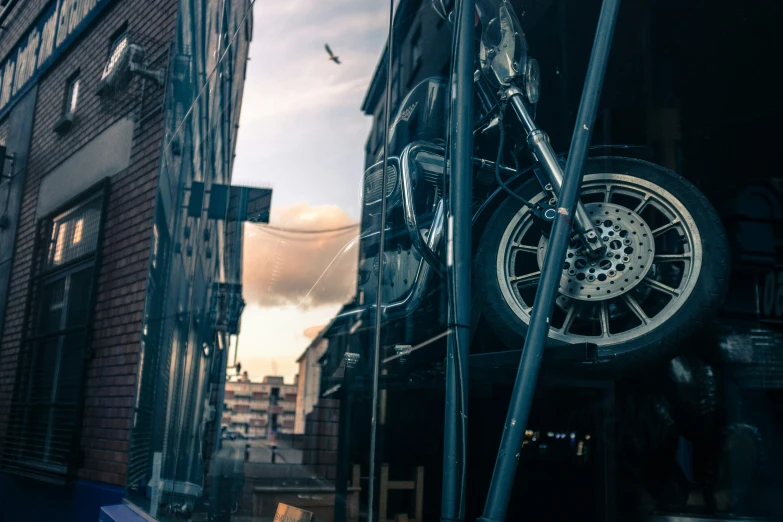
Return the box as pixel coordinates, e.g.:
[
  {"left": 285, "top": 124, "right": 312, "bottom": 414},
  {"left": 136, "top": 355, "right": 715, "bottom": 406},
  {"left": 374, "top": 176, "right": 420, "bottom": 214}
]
[
  {"left": 368, "top": 1, "right": 396, "bottom": 520},
  {"left": 442, "top": 0, "right": 475, "bottom": 520},
  {"left": 334, "top": 367, "right": 354, "bottom": 522},
  {"left": 478, "top": 1, "right": 621, "bottom": 520}
]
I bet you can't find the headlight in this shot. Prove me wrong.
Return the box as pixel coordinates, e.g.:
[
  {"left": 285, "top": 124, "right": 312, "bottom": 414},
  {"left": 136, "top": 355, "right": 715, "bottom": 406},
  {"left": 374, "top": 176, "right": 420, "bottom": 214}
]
[
  {"left": 363, "top": 160, "right": 399, "bottom": 206},
  {"left": 524, "top": 57, "right": 540, "bottom": 104}
]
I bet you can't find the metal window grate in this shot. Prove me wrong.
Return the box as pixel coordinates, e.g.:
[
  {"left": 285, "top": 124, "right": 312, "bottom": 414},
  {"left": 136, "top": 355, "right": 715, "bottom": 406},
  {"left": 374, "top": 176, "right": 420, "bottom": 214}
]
[{"left": 46, "top": 197, "right": 101, "bottom": 269}]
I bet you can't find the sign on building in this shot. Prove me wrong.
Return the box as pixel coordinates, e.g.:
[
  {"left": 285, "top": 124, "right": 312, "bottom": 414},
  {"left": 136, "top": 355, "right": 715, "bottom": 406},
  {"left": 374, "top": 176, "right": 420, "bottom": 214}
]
[{"left": 0, "top": 0, "right": 117, "bottom": 119}]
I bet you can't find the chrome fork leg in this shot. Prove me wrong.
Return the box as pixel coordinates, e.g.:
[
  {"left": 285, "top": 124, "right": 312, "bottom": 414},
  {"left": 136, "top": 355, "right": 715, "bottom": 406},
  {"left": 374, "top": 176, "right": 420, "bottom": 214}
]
[{"left": 507, "top": 89, "right": 604, "bottom": 254}]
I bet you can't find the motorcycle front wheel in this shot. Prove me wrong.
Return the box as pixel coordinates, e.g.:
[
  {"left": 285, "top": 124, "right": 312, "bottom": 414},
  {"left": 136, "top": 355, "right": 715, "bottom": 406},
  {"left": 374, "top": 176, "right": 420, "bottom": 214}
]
[{"left": 475, "top": 157, "right": 730, "bottom": 378}]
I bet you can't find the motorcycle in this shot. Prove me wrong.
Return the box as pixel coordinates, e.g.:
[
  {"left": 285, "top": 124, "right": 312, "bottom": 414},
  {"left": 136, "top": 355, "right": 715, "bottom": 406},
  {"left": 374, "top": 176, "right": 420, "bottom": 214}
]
[{"left": 352, "top": 0, "right": 729, "bottom": 377}]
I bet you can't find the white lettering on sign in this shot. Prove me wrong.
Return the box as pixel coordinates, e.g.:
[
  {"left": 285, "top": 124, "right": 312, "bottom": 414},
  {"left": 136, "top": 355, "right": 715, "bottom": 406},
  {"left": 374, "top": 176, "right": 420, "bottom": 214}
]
[
  {"left": 0, "top": 0, "right": 112, "bottom": 115},
  {"left": 39, "top": 11, "right": 59, "bottom": 65},
  {"left": 56, "top": 0, "right": 74, "bottom": 47},
  {"left": 0, "top": 60, "right": 16, "bottom": 106},
  {"left": 57, "top": 0, "right": 100, "bottom": 46},
  {"left": 14, "top": 29, "right": 41, "bottom": 96}
]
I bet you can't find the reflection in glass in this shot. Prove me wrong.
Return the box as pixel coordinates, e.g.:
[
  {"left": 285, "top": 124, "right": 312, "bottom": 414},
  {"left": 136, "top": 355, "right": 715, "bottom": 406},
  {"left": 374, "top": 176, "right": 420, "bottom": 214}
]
[
  {"left": 114, "top": 1, "right": 783, "bottom": 521},
  {"left": 122, "top": 0, "right": 392, "bottom": 520}
]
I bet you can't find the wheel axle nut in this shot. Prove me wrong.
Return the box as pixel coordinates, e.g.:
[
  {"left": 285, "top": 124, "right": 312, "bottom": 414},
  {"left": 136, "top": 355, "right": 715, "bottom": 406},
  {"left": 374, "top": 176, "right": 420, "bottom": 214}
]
[{"left": 623, "top": 238, "right": 632, "bottom": 245}]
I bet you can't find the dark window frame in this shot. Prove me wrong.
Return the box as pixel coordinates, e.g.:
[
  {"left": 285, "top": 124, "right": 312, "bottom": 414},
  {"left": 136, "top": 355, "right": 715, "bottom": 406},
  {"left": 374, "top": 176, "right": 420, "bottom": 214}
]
[
  {"left": 55, "top": 70, "right": 81, "bottom": 133},
  {"left": 62, "top": 71, "right": 81, "bottom": 117},
  {"left": 2, "top": 180, "right": 110, "bottom": 482}
]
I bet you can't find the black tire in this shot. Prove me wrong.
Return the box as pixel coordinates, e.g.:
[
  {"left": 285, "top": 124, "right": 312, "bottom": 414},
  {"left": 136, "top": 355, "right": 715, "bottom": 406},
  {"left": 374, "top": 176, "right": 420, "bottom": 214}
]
[{"left": 475, "top": 157, "right": 730, "bottom": 378}]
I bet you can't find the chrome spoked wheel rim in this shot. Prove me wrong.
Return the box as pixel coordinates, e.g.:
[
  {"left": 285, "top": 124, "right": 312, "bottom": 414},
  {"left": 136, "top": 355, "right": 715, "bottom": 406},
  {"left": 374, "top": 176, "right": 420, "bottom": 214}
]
[{"left": 496, "top": 173, "right": 703, "bottom": 346}]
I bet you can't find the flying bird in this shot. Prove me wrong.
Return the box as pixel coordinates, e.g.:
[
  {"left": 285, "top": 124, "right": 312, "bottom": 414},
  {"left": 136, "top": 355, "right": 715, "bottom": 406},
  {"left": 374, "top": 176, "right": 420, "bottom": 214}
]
[{"left": 325, "top": 43, "right": 341, "bottom": 64}]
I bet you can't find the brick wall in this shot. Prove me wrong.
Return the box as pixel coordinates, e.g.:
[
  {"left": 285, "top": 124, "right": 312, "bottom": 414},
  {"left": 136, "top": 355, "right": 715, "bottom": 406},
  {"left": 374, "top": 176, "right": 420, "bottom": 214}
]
[
  {"left": 302, "top": 398, "right": 340, "bottom": 481},
  {"left": 0, "top": 0, "right": 177, "bottom": 486},
  {"left": 0, "top": 1, "right": 49, "bottom": 61}
]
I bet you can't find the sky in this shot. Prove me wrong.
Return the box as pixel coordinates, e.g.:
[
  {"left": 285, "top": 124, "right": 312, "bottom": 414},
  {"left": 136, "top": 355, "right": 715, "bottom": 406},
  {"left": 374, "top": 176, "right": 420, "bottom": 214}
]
[{"left": 230, "top": 0, "right": 392, "bottom": 383}]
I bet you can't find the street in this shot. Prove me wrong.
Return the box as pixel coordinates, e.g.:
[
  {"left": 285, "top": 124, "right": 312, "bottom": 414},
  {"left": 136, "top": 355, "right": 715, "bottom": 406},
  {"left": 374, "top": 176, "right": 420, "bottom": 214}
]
[{"left": 218, "top": 438, "right": 304, "bottom": 465}]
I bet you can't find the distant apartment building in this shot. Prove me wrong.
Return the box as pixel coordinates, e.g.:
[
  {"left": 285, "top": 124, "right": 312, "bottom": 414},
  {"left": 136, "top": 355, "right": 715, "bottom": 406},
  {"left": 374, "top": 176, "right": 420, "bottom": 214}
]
[{"left": 223, "top": 374, "right": 298, "bottom": 438}]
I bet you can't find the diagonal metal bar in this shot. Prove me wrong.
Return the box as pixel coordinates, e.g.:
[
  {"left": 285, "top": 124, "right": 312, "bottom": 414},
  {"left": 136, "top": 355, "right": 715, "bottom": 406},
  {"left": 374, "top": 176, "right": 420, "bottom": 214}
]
[{"left": 479, "top": 1, "right": 622, "bottom": 520}]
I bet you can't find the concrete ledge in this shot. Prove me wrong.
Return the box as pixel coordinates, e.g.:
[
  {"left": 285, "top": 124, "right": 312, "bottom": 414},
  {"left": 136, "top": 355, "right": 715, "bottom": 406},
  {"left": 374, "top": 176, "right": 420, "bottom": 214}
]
[
  {"left": 37, "top": 117, "right": 134, "bottom": 219},
  {"left": 99, "top": 504, "right": 155, "bottom": 522}
]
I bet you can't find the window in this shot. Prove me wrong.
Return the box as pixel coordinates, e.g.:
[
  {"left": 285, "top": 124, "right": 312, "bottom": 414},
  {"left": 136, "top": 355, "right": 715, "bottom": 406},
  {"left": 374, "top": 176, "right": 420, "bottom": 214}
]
[
  {"left": 3, "top": 188, "right": 105, "bottom": 478},
  {"left": 64, "top": 74, "right": 80, "bottom": 116},
  {"left": 101, "top": 28, "right": 129, "bottom": 82},
  {"left": 55, "top": 71, "right": 80, "bottom": 132}
]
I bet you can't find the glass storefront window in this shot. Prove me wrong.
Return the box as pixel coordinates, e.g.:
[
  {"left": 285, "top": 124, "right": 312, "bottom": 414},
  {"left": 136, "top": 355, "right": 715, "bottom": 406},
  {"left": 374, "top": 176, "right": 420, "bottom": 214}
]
[{"left": 119, "top": 1, "right": 783, "bottom": 521}]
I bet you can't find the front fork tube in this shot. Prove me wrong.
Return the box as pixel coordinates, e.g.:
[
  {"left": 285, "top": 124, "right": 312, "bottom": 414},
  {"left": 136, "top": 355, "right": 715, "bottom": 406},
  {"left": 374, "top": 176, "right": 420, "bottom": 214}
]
[{"left": 507, "top": 87, "right": 604, "bottom": 254}]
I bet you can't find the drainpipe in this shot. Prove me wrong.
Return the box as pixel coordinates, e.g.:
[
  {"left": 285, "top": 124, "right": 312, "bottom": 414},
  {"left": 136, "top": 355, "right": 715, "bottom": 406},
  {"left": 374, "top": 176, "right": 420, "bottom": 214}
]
[
  {"left": 478, "top": 1, "right": 621, "bottom": 520},
  {"left": 442, "top": 0, "right": 475, "bottom": 520}
]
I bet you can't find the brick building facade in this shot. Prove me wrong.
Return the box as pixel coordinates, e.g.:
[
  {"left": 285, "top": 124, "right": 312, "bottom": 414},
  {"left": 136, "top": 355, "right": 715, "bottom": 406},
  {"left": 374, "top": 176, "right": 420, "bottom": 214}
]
[{"left": 0, "top": 0, "right": 259, "bottom": 520}]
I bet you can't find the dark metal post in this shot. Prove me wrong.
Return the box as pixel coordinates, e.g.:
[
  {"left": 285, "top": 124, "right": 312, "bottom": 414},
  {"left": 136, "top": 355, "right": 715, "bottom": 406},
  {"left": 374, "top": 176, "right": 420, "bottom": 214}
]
[
  {"left": 334, "top": 368, "right": 354, "bottom": 522},
  {"left": 368, "top": 1, "right": 396, "bottom": 520},
  {"left": 443, "top": 0, "right": 475, "bottom": 520},
  {"left": 478, "top": 1, "right": 621, "bottom": 520}
]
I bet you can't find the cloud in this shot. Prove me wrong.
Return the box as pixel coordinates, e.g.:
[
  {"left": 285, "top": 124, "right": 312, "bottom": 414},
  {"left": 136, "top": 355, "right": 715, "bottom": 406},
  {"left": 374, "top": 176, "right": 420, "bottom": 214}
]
[
  {"left": 237, "top": 303, "right": 342, "bottom": 382},
  {"left": 303, "top": 324, "right": 327, "bottom": 339},
  {"left": 242, "top": 203, "right": 359, "bottom": 308}
]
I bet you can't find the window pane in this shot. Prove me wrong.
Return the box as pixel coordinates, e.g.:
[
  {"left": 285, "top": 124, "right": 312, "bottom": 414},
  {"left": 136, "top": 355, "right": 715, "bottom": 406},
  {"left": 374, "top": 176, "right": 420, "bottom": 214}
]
[
  {"left": 56, "top": 332, "right": 88, "bottom": 404},
  {"left": 47, "top": 196, "right": 102, "bottom": 269},
  {"left": 102, "top": 34, "right": 129, "bottom": 80},
  {"left": 27, "top": 339, "right": 58, "bottom": 405},
  {"left": 38, "top": 279, "right": 65, "bottom": 333},
  {"left": 65, "top": 267, "right": 94, "bottom": 329},
  {"left": 20, "top": 404, "right": 51, "bottom": 462},
  {"left": 47, "top": 404, "right": 78, "bottom": 466},
  {"left": 67, "top": 78, "right": 80, "bottom": 113}
]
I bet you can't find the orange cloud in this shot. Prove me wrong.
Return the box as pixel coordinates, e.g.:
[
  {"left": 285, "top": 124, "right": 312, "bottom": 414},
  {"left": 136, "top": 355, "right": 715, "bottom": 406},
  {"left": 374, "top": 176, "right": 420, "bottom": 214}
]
[
  {"left": 243, "top": 203, "right": 359, "bottom": 308},
  {"left": 303, "top": 324, "right": 327, "bottom": 339}
]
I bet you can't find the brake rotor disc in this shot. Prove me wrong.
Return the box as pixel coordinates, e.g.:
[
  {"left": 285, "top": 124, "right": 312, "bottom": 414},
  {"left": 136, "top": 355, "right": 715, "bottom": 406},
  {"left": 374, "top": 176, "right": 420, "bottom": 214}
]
[{"left": 537, "top": 202, "right": 655, "bottom": 302}]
